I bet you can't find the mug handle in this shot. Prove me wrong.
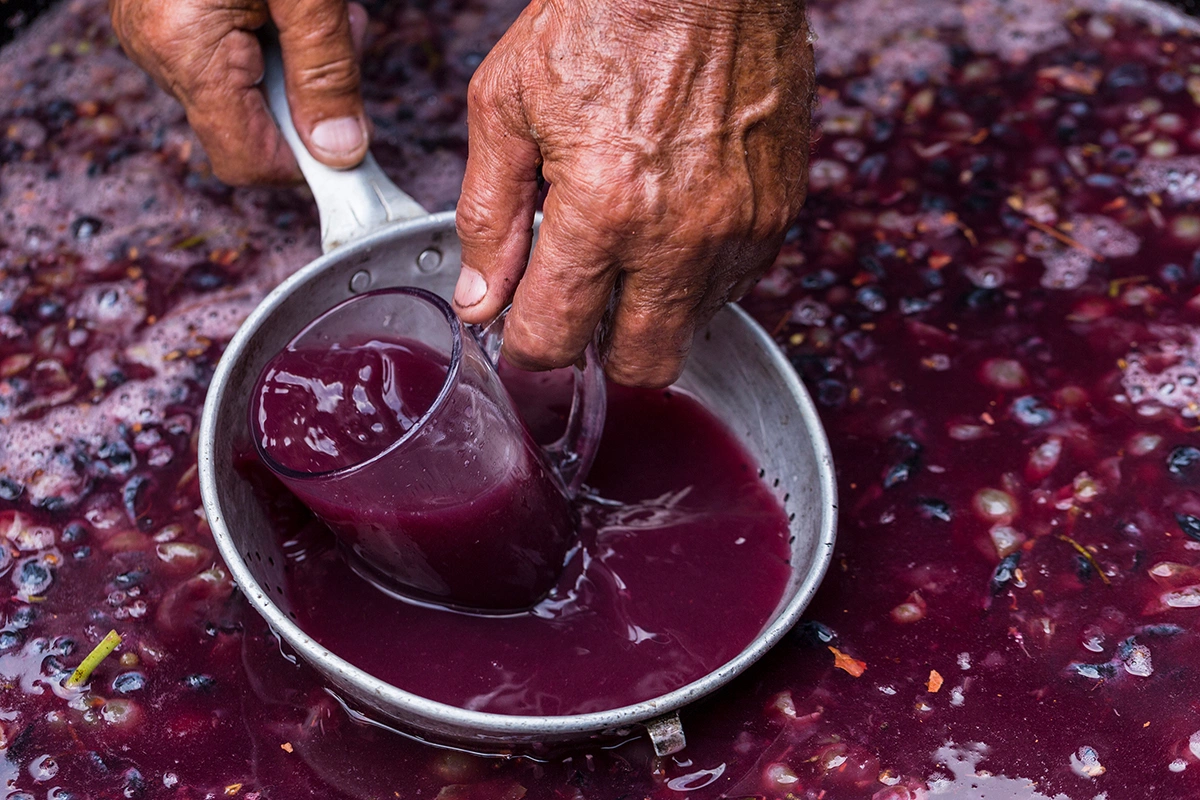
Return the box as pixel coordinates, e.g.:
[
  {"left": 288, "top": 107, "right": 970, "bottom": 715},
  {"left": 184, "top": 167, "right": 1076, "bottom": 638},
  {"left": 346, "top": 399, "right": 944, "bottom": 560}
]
[{"left": 473, "top": 315, "right": 606, "bottom": 496}]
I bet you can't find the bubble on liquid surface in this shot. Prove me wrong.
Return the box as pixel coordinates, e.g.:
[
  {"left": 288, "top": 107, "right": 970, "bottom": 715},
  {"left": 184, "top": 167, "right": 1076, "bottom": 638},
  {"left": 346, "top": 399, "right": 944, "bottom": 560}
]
[
  {"left": 807, "top": 0, "right": 962, "bottom": 77},
  {"left": 964, "top": 0, "right": 1071, "bottom": 63},
  {"left": 69, "top": 281, "right": 147, "bottom": 335},
  {"left": 14, "top": 558, "right": 53, "bottom": 598},
  {"left": 1069, "top": 215, "right": 1141, "bottom": 258},
  {"left": 1162, "top": 586, "right": 1200, "bottom": 608},
  {"left": 1128, "top": 156, "right": 1200, "bottom": 204},
  {"left": 1120, "top": 326, "right": 1200, "bottom": 422},
  {"left": 873, "top": 38, "right": 951, "bottom": 84},
  {"left": 0, "top": 289, "right": 261, "bottom": 507},
  {"left": 666, "top": 765, "right": 726, "bottom": 792},
  {"left": 930, "top": 742, "right": 1072, "bottom": 798},
  {"left": 791, "top": 297, "right": 832, "bottom": 327},
  {"left": 1070, "top": 746, "right": 1106, "bottom": 778},
  {"left": 28, "top": 754, "right": 58, "bottom": 781},
  {"left": 1037, "top": 247, "right": 1092, "bottom": 290},
  {"left": 1121, "top": 642, "right": 1153, "bottom": 677},
  {"left": 1032, "top": 215, "right": 1139, "bottom": 290}
]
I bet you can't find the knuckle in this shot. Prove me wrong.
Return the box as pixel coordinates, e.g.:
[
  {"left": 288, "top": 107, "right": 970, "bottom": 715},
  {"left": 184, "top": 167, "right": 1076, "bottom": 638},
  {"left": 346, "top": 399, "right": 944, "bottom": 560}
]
[
  {"left": 466, "top": 61, "right": 507, "bottom": 113},
  {"left": 505, "top": 313, "right": 580, "bottom": 370},
  {"left": 751, "top": 203, "right": 793, "bottom": 241},
  {"left": 605, "top": 296, "right": 695, "bottom": 388},
  {"left": 756, "top": 171, "right": 807, "bottom": 239},
  {"left": 277, "top": 4, "right": 361, "bottom": 98},
  {"left": 108, "top": 2, "right": 133, "bottom": 43},
  {"left": 562, "top": 181, "right": 641, "bottom": 244},
  {"left": 295, "top": 54, "right": 360, "bottom": 98},
  {"left": 111, "top": 5, "right": 183, "bottom": 71},
  {"left": 595, "top": 193, "right": 641, "bottom": 238},
  {"left": 696, "top": 196, "right": 754, "bottom": 240},
  {"left": 628, "top": 276, "right": 703, "bottom": 316},
  {"left": 188, "top": 105, "right": 293, "bottom": 187},
  {"left": 455, "top": 196, "right": 507, "bottom": 248},
  {"left": 605, "top": 355, "right": 685, "bottom": 389}
]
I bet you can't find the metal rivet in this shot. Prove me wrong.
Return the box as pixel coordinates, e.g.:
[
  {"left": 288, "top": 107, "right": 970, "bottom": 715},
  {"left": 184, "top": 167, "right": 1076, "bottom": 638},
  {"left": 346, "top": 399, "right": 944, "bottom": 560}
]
[
  {"left": 416, "top": 248, "right": 443, "bottom": 273},
  {"left": 349, "top": 270, "right": 371, "bottom": 293}
]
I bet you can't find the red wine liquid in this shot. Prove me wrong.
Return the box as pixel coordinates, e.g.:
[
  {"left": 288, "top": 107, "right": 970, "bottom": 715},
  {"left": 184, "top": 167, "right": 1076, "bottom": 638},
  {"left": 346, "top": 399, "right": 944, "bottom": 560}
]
[
  {"left": 252, "top": 338, "right": 446, "bottom": 474},
  {"left": 247, "top": 381, "right": 793, "bottom": 715},
  {"left": 251, "top": 337, "right": 578, "bottom": 612}
]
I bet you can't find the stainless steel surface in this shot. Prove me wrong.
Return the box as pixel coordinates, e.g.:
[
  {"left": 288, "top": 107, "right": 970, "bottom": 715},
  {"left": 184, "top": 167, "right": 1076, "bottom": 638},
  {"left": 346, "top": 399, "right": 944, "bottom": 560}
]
[
  {"left": 199, "top": 36, "right": 837, "bottom": 750},
  {"left": 200, "top": 225, "right": 836, "bottom": 747}
]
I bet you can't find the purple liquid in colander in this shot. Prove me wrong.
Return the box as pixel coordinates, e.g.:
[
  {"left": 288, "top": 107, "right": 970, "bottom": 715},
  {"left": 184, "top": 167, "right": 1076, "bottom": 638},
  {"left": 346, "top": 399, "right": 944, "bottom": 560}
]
[{"left": 245, "top": 378, "right": 794, "bottom": 715}]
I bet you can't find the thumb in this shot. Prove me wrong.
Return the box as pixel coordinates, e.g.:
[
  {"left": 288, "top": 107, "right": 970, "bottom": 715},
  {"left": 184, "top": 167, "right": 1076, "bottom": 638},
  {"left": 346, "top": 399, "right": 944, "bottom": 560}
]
[
  {"left": 453, "top": 62, "right": 542, "bottom": 325},
  {"left": 268, "top": 0, "right": 369, "bottom": 168}
]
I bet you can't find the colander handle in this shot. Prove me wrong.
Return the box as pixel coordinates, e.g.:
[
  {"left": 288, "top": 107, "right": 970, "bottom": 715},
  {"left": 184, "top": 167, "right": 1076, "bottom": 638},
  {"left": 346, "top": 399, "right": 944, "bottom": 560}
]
[
  {"left": 260, "top": 30, "right": 428, "bottom": 254},
  {"left": 645, "top": 711, "right": 687, "bottom": 756}
]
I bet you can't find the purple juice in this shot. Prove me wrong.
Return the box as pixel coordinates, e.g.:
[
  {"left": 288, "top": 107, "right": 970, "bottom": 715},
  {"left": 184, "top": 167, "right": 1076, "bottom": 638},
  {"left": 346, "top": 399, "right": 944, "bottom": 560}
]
[
  {"left": 252, "top": 382, "right": 794, "bottom": 715},
  {"left": 252, "top": 338, "right": 446, "bottom": 474},
  {"left": 251, "top": 336, "right": 577, "bottom": 612}
]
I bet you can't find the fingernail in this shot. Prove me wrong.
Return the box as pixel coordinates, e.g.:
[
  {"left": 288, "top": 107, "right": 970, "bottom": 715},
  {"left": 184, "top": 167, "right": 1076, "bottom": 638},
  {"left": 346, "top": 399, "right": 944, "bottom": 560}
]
[
  {"left": 454, "top": 267, "right": 488, "bottom": 308},
  {"left": 310, "top": 116, "right": 365, "bottom": 158}
]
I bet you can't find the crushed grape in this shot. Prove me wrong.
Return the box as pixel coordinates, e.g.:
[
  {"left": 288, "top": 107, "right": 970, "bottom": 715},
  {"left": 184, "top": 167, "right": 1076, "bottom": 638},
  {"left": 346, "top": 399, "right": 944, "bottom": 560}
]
[{"left": 3, "top": 0, "right": 1200, "bottom": 798}]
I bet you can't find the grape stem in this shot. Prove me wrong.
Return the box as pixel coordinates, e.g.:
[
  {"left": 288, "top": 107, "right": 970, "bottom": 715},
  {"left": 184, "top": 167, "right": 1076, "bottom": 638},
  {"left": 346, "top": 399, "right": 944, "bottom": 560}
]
[
  {"left": 65, "top": 629, "right": 122, "bottom": 689},
  {"left": 1056, "top": 535, "right": 1111, "bottom": 586}
]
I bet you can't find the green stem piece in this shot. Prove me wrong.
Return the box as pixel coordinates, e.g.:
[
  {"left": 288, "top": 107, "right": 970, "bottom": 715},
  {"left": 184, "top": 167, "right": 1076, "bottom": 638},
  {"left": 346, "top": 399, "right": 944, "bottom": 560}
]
[{"left": 65, "top": 629, "right": 122, "bottom": 689}]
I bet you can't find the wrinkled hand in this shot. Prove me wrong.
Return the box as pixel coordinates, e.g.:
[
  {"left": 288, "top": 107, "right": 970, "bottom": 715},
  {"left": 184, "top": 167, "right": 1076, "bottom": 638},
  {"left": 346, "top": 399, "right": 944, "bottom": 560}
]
[
  {"left": 455, "top": 0, "right": 814, "bottom": 387},
  {"left": 111, "top": 0, "right": 814, "bottom": 387},
  {"left": 110, "top": 0, "right": 369, "bottom": 184}
]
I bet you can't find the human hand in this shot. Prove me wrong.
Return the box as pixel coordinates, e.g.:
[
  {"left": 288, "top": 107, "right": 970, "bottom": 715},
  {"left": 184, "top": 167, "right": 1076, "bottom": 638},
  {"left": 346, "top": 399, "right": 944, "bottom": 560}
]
[
  {"left": 454, "top": 0, "right": 814, "bottom": 387},
  {"left": 110, "top": 0, "right": 369, "bottom": 185}
]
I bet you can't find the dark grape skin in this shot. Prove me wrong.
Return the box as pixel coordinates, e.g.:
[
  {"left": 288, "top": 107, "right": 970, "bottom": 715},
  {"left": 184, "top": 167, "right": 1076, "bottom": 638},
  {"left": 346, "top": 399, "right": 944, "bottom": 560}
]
[
  {"left": 69, "top": 216, "right": 103, "bottom": 241},
  {"left": 112, "top": 672, "right": 147, "bottom": 694},
  {"left": 180, "top": 673, "right": 216, "bottom": 693},
  {"left": 1166, "top": 445, "right": 1200, "bottom": 481},
  {"left": 989, "top": 553, "right": 1022, "bottom": 597},
  {"left": 1175, "top": 513, "right": 1200, "bottom": 541},
  {"left": 17, "top": 559, "right": 53, "bottom": 596},
  {"left": 62, "top": 523, "right": 87, "bottom": 544}
]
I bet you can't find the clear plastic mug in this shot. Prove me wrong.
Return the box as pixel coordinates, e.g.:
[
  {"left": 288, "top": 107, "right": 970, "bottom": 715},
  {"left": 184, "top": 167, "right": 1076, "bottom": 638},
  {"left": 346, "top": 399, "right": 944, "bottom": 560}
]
[{"left": 250, "top": 287, "right": 606, "bottom": 613}]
